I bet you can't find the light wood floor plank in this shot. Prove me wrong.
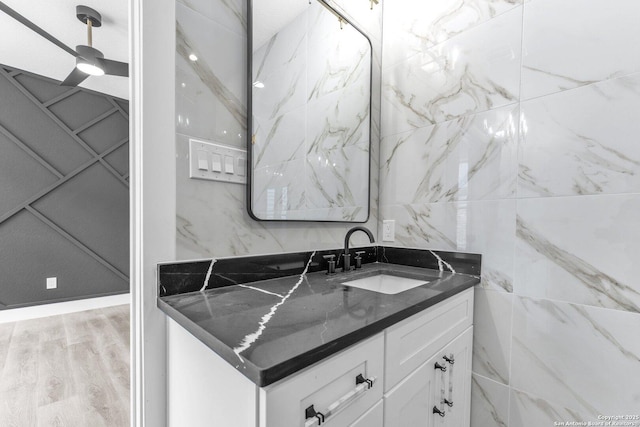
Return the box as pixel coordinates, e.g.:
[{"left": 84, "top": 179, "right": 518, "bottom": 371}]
[{"left": 0, "top": 305, "right": 130, "bottom": 426}]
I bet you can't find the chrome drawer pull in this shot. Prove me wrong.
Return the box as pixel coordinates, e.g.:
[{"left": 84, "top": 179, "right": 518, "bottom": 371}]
[
  {"left": 303, "top": 375, "right": 377, "bottom": 427},
  {"left": 433, "top": 406, "right": 446, "bottom": 417},
  {"left": 434, "top": 362, "right": 447, "bottom": 372}
]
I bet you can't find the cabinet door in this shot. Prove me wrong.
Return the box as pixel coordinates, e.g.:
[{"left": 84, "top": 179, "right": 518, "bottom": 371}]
[
  {"left": 350, "top": 401, "right": 383, "bottom": 427},
  {"left": 437, "top": 326, "right": 472, "bottom": 427},
  {"left": 383, "top": 351, "right": 442, "bottom": 427}
]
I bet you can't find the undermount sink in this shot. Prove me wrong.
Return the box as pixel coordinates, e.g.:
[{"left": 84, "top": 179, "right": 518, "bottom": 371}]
[{"left": 342, "top": 273, "right": 430, "bottom": 295}]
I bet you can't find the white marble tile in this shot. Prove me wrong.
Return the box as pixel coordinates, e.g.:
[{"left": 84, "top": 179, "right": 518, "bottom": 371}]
[
  {"left": 306, "top": 2, "right": 371, "bottom": 103},
  {"left": 521, "top": 0, "right": 640, "bottom": 100},
  {"left": 380, "top": 200, "right": 515, "bottom": 292},
  {"left": 470, "top": 374, "right": 510, "bottom": 427},
  {"left": 178, "top": 0, "right": 246, "bottom": 36},
  {"left": 252, "top": 13, "right": 307, "bottom": 120},
  {"left": 473, "top": 289, "right": 513, "bottom": 385},
  {"left": 251, "top": 158, "right": 307, "bottom": 220},
  {"left": 383, "top": 0, "right": 522, "bottom": 69},
  {"left": 380, "top": 105, "right": 518, "bottom": 205},
  {"left": 515, "top": 195, "right": 640, "bottom": 312},
  {"left": 176, "top": 2, "right": 246, "bottom": 144},
  {"left": 519, "top": 73, "right": 640, "bottom": 197},
  {"left": 511, "top": 296, "right": 640, "bottom": 415},
  {"left": 381, "top": 7, "right": 522, "bottom": 137},
  {"left": 305, "top": 141, "right": 370, "bottom": 214},
  {"left": 509, "top": 389, "right": 594, "bottom": 427},
  {"left": 252, "top": 109, "right": 306, "bottom": 170}
]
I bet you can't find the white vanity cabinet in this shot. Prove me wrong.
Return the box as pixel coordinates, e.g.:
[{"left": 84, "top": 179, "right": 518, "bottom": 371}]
[
  {"left": 384, "top": 288, "right": 474, "bottom": 426},
  {"left": 166, "top": 288, "right": 473, "bottom": 427}
]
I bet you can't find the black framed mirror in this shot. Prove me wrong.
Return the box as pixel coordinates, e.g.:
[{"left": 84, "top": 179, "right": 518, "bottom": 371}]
[{"left": 247, "top": 0, "right": 372, "bottom": 222}]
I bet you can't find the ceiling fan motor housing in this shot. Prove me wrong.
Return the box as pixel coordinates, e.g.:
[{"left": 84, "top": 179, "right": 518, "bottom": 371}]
[{"left": 76, "top": 45, "right": 104, "bottom": 61}]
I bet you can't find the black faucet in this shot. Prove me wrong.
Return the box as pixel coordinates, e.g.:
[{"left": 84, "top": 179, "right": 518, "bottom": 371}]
[{"left": 343, "top": 226, "right": 375, "bottom": 272}]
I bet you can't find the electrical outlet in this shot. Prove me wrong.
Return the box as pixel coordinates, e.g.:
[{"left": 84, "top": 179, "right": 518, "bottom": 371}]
[
  {"left": 382, "top": 220, "right": 395, "bottom": 241},
  {"left": 46, "top": 277, "right": 57, "bottom": 290}
]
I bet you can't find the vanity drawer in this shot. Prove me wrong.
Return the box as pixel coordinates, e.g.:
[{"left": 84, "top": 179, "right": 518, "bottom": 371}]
[
  {"left": 384, "top": 288, "right": 474, "bottom": 391},
  {"left": 259, "top": 333, "right": 384, "bottom": 427}
]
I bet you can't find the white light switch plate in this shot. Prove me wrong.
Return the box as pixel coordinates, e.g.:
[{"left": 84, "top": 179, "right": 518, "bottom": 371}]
[
  {"left": 189, "top": 139, "right": 247, "bottom": 184},
  {"left": 46, "top": 277, "right": 57, "bottom": 289},
  {"left": 382, "top": 220, "right": 395, "bottom": 241}
]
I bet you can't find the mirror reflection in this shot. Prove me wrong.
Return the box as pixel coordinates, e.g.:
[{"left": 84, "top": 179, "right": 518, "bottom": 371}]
[{"left": 248, "top": 0, "right": 372, "bottom": 222}]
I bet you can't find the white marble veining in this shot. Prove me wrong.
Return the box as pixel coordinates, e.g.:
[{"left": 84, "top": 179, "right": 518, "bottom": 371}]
[
  {"left": 510, "top": 296, "right": 640, "bottom": 416},
  {"left": 509, "top": 389, "right": 588, "bottom": 427},
  {"left": 521, "top": 0, "right": 640, "bottom": 100},
  {"left": 470, "top": 374, "right": 510, "bottom": 427},
  {"left": 515, "top": 195, "right": 640, "bottom": 312},
  {"left": 177, "top": 0, "right": 246, "bottom": 36},
  {"left": 233, "top": 251, "right": 316, "bottom": 359},
  {"left": 176, "top": 2, "right": 246, "bottom": 145},
  {"left": 472, "top": 289, "right": 513, "bottom": 385},
  {"left": 519, "top": 73, "right": 640, "bottom": 197},
  {"left": 383, "top": 0, "right": 522, "bottom": 69},
  {"left": 380, "top": 199, "right": 514, "bottom": 292},
  {"left": 381, "top": 7, "right": 522, "bottom": 137},
  {"left": 380, "top": 104, "right": 518, "bottom": 205}
]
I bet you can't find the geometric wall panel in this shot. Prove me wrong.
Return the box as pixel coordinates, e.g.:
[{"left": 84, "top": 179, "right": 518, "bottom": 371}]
[
  {"left": 0, "top": 64, "right": 129, "bottom": 309},
  {"left": 48, "top": 90, "right": 115, "bottom": 131},
  {"left": 78, "top": 112, "right": 129, "bottom": 154},
  {"left": 32, "top": 163, "right": 130, "bottom": 274},
  {"left": 0, "top": 210, "right": 128, "bottom": 308},
  {"left": 0, "top": 131, "right": 58, "bottom": 218},
  {"left": 104, "top": 143, "right": 129, "bottom": 176},
  {"left": 13, "top": 73, "right": 70, "bottom": 104},
  {"left": 0, "top": 74, "right": 92, "bottom": 175}
]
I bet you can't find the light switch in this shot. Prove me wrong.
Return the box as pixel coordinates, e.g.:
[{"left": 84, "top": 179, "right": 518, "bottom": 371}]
[
  {"left": 224, "top": 156, "right": 234, "bottom": 174},
  {"left": 236, "top": 157, "right": 246, "bottom": 176},
  {"left": 197, "top": 151, "right": 208, "bottom": 171},
  {"left": 188, "top": 138, "right": 246, "bottom": 184},
  {"left": 211, "top": 154, "right": 222, "bottom": 172}
]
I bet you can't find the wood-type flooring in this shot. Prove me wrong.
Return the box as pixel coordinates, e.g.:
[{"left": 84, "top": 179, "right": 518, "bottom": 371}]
[{"left": 0, "top": 304, "right": 130, "bottom": 426}]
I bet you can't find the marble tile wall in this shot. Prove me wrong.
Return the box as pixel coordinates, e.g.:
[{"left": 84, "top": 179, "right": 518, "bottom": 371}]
[
  {"left": 379, "top": 0, "right": 640, "bottom": 425},
  {"left": 175, "top": 0, "right": 381, "bottom": 259}
]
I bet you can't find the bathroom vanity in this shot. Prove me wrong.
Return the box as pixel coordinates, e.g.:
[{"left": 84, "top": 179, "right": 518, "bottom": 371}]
[{"left": 158, "top": 247, "right": 480, "bottom": 426}]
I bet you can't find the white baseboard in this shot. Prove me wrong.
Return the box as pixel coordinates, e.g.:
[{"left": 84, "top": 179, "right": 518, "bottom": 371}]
[{"left": 0, "top": 293, "right": 131, "bottom": 324}]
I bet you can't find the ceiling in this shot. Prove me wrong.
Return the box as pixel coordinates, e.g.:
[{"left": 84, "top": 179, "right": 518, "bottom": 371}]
[{"left": 0, "top": 0, "right": 129, "bottom": 99}]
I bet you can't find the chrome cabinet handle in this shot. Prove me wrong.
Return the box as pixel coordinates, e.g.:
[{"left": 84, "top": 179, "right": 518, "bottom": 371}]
[
  {"left": 433, "top": 406, "right": 446, "bottom": 417},
  {"left": 434, "top": 362, "right": 447, "bottom": 372},
  {"left": 304, "top": 375, "right": 377, "bottom": 427}
]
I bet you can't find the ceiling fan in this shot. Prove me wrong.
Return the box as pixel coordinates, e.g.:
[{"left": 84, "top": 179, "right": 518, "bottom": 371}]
[{"left": 0, "top": 2, "right": 128, "bottom": 87}]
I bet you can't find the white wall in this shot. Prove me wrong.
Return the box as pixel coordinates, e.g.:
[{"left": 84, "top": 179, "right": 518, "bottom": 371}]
[
  {"left": 130, "top": 0, "right": 175, "bottom": 425},
  {"left": 379, "top": 0, "right": 640, "bottom": 425}
]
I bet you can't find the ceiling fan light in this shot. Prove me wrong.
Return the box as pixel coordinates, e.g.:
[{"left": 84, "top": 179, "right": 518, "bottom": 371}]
[{"left": 76, "top": 58, "right": 105, "bottom": 76}]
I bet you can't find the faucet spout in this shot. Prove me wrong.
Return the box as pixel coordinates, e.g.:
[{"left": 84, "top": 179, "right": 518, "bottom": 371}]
[{"left": 343, "top": 226, "right": 375, "bottom": 272}]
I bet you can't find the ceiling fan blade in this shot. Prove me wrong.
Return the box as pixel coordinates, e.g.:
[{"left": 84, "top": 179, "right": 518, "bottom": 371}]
[
  {"left": 60, "top": 67, "right": 89, "bottom": 87},
  {"left": 0, "top": 1, "right": 78, "bottom": 58},
  {"left": 99, "top": 58, "right": 128, "bottom": 77}
]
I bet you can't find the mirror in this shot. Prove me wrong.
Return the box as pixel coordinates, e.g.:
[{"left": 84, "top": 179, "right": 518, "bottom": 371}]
[{"left": 248, "top": 0, "right": 372, "bottom": 222}]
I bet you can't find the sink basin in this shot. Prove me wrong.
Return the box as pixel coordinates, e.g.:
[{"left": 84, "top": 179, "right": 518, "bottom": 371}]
[{"left": 342, "top": 273, "right": 430, "bottom": 295}]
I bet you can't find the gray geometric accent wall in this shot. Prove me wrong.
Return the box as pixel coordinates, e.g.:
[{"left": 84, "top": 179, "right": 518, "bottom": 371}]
[{"left": 0, "top": 64, "right": 129, "bottom": 309}]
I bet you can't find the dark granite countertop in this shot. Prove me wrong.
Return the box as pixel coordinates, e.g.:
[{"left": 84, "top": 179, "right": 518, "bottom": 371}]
[{"left": 158, "top": 248, "right": 480, "bottom": 387}]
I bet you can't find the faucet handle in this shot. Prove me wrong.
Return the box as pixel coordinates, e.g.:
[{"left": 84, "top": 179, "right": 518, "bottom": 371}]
[
  {"left": 354, "top": 251, "right": 366, "bottom": 269},
  {"left": 323, "top": 254, "right": 336, "bottom": 275}
]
